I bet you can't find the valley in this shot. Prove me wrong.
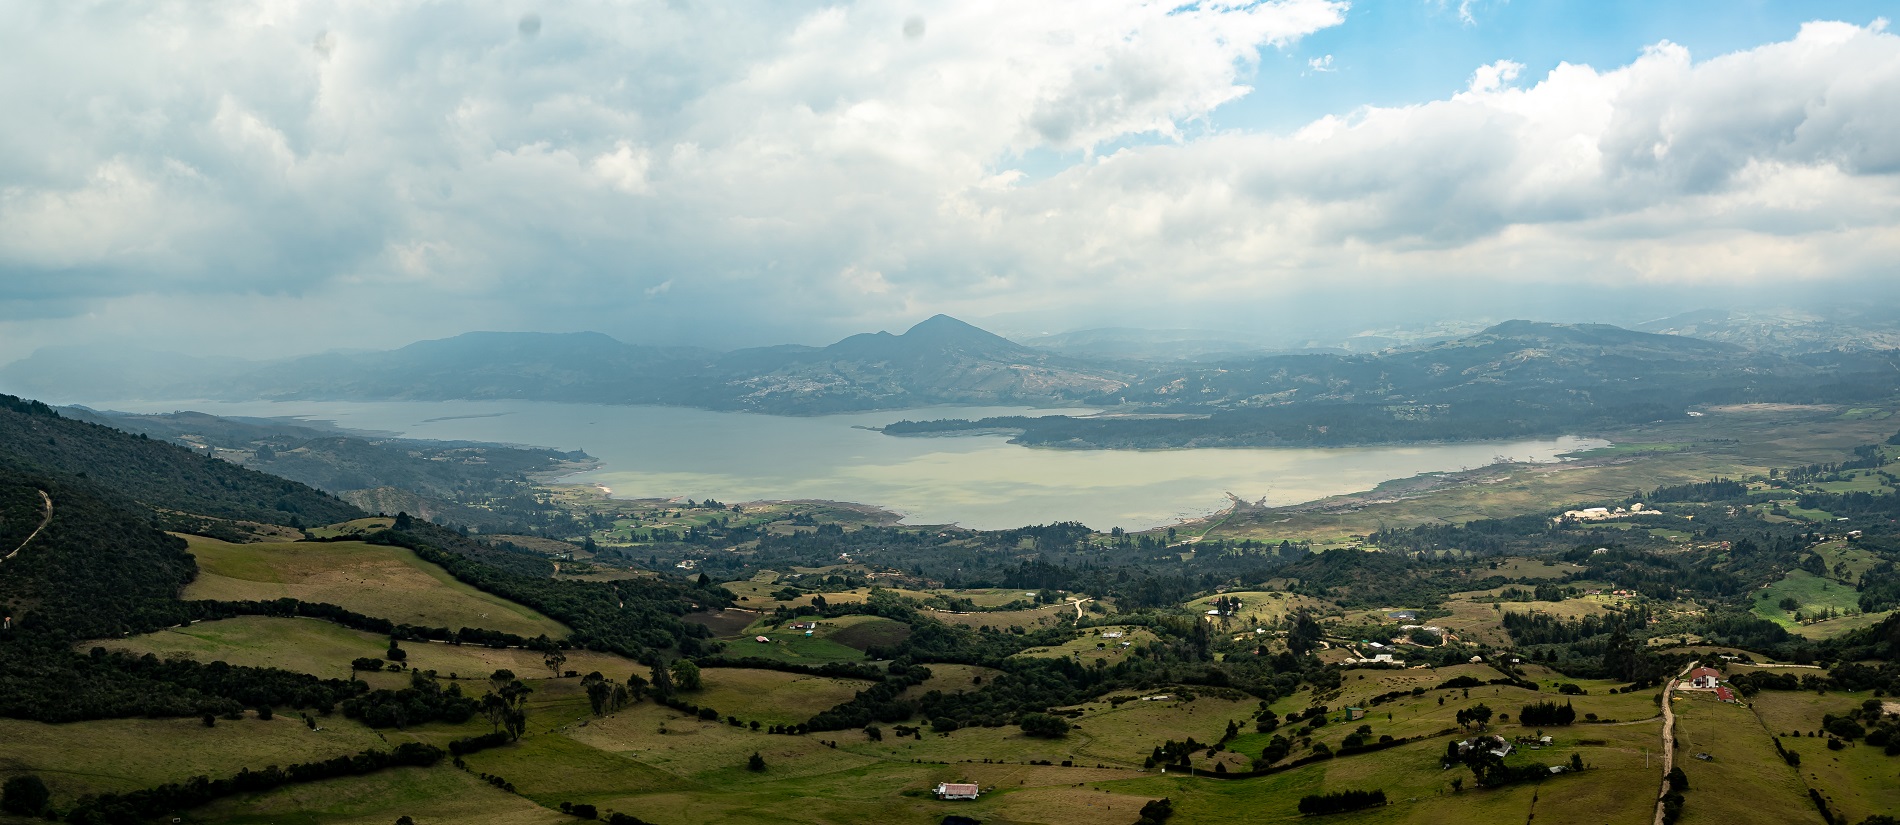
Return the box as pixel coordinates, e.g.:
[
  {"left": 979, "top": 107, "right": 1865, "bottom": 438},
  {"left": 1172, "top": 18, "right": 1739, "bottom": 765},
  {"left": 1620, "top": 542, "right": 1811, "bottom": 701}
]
[{"left": 2, "top": 320, "right": 1900, "bottom": 825}]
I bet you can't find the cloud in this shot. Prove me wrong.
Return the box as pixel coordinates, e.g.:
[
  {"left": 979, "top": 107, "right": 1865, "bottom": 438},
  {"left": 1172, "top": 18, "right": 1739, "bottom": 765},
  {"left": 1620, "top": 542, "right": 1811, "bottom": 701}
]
[
  {"left": 0, "top": 3, "right": 1896, "bottom": 362},
  {"left": 1467, "top": 59, "right": 1523, "bottom": 93},
  {"left": 1307, "top": 54, "right": 1335, "bottom": 73}
]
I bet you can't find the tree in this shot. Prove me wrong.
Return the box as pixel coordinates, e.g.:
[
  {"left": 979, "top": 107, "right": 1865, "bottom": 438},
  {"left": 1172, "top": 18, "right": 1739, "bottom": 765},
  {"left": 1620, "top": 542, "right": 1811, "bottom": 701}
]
[
  {"left": 671, "top": 659, "right": 702, "bottom": 692},
  {"left": 1287, "top": 610, "right": 1323, "bottom": 656},
  {"left": 351, "top": 657, "right": 383, "bottom": 679},
  {"left": 1019, "top": 712, "right": 1071, "bottom": 738},
  {"left": 1449, "top": 777, "right": 1464, "bottom": 793},
  {"left": 1667, "top": 766, "right": 1688, "bottom": 792},
  {"left": 1456, "top": 703, "right": 1493, "bottom": 730},
  {"left": 1136, "top": 798, "right": 1173, "bottom": 825},
  {"left": 625, "top": 673, "right": 649, "bottom": 702},
  {"left": 1, "top": 775, "right": 50, "bottom": 816},
  {"left": 386, "top": 639, "right": 407, "bottom": 662},
  {"left": 542, "top": 643, "right": 567, "bottom": 678},
  {"left": 649, "top": 663, "right": 675, "bottom": 700},
  {"left": 747, "top": 751, "right": 766, "bottom": 772},
  {"left": 586, "top": 679, "right": 614, "bottom": 716},
  {"left": 481, "top": 692, "right": 509, "bottom": 733}
]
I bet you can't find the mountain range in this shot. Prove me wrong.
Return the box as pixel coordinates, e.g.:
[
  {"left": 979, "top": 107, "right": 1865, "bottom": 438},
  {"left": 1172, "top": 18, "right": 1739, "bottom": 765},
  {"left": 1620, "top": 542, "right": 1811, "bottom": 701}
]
[
  {"left": 1, "top": 315, "right": 1124, "bottom": 414},
  {"left": 4, "top": 315, "right": 1898, "bottom": 443}
]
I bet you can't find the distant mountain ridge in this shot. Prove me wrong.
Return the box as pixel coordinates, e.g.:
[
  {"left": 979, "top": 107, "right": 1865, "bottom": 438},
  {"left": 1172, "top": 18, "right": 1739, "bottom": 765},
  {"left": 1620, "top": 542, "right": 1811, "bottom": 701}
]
[
  {"left": 6, "top": 315, "right": 1894, "bottom": 429},
  {"left": 0, "top": 315, "right": 1127, "bottom": 414},
  {"left": 881, "top": 319, "right": 1900, "bottom": 448}
]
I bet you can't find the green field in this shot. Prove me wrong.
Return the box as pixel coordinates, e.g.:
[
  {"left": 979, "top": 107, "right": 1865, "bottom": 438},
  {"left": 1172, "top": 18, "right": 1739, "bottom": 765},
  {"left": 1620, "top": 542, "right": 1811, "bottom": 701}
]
[
  {"left": 180, "top": 534, "right": 569, "bottom": 638},
  {"left": 1746, "top": 688, "right": 1900, "bottom": 823},
  {"left": 688, "top": 668, "right": 875, "bottom": 727},
  {"left": 100, "top": 616, "right": 641, "bottom": 682},
  {"left": 0, "top": 714, "right": 388, "bottom": 807},
  {"left": 1184, "top": 591, "right": 1331, "bottom": 628},
  {"left": 190, "top": 765, "right": 568, "bottom": 825},
  {"left": 1670, "top": 692, "right": 1824, "bottom": 825},
  {"left": 1751, "top": 571, "right": 1864, "bottom": 628},
  {"left": 1012, "top": 625, "right": 1161, "bottom": 663}
]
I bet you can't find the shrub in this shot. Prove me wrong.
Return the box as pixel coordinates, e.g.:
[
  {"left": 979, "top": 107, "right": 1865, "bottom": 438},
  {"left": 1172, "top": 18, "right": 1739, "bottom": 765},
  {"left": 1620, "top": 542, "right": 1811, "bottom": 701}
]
[
  {"left": 1019, "top": 712, "right": 1071, "bottom": 738},
  {"left": 1297, "top": 789, "right": 1386, "bottom": 815},
  {"left": 1, "top": 775, "right": 50, "bottom": 816}
]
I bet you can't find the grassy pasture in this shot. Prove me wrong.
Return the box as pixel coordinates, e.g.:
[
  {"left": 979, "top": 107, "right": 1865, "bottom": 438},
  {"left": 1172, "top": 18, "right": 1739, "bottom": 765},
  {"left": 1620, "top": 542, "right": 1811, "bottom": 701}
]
[
  {"left": 303, "top": 517, "right": 396, "bottom": 539},
  {"left": 1101, "top": 718, "right": 1661, "bottom": 825},
  {"left": 1183, "top": 591, "right": 1329, "bottom": 628},
  {"left": 687, "top": 668, "right": 874, "bottom": 727},
  {"left": 725, "top": 633, "right": 867, "bottom": 665},
  {"left": 1746, "top": 688, "right": 1900, "bottom": 824},
  {"left": 0, "top": 714, "right": 386, "bottom": 807},
  {"left": 180, "top": 535, "right": 569, "bottom": 638},
  {"left": 1750, "top": 570, "right": 1864, "bottom": 628},
  {"left": 922, "top": 586, "right": 1051, "bottom": 608},
  {"left": 1012, "top": 625, "right": 1160, "bottom": 663},
  {"left": 898, "top": 663, "right": 1003, "bottom": 703},
  {"left": 188, "top": 765, "right": 568, "bottom": 825},
  {"left": 1480, "top": 558, "right": 1585, "bottom": 579},
  {"left": 1811, "top": 539, "right": 1882, "bottom": 583},
  {"left": 928, "top": 603, "right": 1077, "bottom": 630},
  {"left": 1790, "top": 609, "right": 1896, "bottom": 640},
  {"left": 822, "top": 614, "right": 913, "bottom": 651},
  {"left": 1432, "top": 594, "right": 1617, "bottom": 646},
  {"left": 1670, "top": 692, "right": 1824, "bottom": 825},
  {"left": 99, "top": 616, "right": 642, "bottom": 682}
]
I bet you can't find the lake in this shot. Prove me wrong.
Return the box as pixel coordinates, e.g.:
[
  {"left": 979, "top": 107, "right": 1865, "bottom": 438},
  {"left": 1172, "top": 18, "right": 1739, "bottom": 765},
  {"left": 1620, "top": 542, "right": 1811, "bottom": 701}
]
[{"left": 77, "top": 398, "right": 1605, "bottom": 530}]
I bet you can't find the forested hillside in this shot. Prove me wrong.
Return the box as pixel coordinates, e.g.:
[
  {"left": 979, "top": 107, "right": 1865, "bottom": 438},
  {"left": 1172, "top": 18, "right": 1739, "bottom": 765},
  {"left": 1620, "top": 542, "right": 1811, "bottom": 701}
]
[{"left": 0, "top": 395, "right": 359, "bottom": 526}]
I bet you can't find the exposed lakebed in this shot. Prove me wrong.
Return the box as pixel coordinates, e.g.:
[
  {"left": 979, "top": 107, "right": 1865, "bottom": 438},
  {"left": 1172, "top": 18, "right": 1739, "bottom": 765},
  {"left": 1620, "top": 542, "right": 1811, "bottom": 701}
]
[{"left": 80, "top": 399, "right": 1604, "bottom": 530}]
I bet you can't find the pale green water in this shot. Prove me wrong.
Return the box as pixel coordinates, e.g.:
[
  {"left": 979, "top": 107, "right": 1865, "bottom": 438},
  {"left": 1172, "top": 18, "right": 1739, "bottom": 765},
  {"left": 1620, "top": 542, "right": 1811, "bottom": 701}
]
[{"left": 80, "top": 399, "right": 1604, "bottom": 531}]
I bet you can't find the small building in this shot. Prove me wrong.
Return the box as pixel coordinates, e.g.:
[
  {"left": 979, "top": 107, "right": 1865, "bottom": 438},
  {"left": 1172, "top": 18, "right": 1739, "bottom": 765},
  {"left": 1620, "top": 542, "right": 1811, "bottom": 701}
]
[
  {"left": 934, "top": 783, "right": 980, "bottom": 801},
  {"left": 1388, "top": 610, "right": 1418, "bottom": 621},
  {"left": 1687, "top": 667, "right": 1722, "bottom": 689},
  {"left": 1714, "top": 687, "right": 1736, "bottom": 703},
  {"left": 1345, "top": 707, "right": 1366, "bottom": 721},
  {"left": 755, "top": 635, "right": 770, "bottom": 643},
  {"left": 1457, "top": 735, "right": 1514, "bottom": 759}
]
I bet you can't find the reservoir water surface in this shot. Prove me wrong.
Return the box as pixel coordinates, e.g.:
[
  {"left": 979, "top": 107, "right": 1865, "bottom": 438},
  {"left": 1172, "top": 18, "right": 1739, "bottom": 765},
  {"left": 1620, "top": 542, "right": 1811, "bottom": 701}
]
[{"left": 78, "top": 399, "right": 1605, "bottom": 530}]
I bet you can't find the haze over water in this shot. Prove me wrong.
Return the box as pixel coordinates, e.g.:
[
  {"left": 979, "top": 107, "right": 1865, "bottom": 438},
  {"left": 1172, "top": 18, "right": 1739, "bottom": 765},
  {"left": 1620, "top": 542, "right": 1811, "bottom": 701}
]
[{"left": 78, "top": 399, "right": 1604, "bottom": 531}]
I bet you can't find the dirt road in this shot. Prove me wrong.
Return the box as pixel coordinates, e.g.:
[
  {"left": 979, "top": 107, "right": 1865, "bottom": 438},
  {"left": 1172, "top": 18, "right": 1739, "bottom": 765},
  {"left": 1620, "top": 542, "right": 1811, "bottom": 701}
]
[
  {"left": 0, "top": 490, "right": 51, "bottom": 565},
  {"left": 1654, "top": 661, "right": 1695, "bottom": 825}
]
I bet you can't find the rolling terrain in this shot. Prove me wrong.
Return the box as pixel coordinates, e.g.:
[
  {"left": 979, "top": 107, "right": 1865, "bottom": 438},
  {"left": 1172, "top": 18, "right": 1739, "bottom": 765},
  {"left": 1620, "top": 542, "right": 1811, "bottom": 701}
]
[{"left": 3, "top": 390, "right": 1900, "bottom": 824}]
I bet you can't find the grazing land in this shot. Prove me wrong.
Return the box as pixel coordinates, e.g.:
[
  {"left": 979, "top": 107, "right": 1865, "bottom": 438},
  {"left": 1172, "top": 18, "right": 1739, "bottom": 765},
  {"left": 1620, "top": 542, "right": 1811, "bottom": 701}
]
[
  {"left": 100, "top": 616, "right": 639, "bottom": 681},
  {"left": 180, "top": 534, "right": 569, "bottom": 638}
]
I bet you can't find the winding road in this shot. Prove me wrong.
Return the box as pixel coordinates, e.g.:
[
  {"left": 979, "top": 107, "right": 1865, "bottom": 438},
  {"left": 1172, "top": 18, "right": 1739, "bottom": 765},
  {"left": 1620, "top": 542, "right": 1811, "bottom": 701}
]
[
  {"left": 1653, "top": 661, "right": 1695, "bottom": 825},
  {"left": 0, "top": 490, "right": 51, "bottom": 565}
]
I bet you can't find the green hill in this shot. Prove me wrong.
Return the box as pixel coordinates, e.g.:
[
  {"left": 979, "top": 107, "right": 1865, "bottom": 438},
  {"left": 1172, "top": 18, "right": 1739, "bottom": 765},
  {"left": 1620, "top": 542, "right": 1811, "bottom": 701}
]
[{"left": 0, "top": 394, "right": 360, "bottom": 527}]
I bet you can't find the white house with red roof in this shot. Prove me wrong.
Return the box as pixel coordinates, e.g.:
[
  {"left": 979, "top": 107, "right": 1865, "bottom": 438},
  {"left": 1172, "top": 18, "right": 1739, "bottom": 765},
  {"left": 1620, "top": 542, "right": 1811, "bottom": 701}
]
[{"left": 1687, "top": 667, "right": 1722, "bottom": 689}]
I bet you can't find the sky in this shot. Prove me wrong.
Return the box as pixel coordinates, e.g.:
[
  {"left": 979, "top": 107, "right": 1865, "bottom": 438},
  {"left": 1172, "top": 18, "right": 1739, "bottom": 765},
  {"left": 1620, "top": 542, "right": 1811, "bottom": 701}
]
[{"left": 2, "top": 0, "right": 1897, "bottom": 361}]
